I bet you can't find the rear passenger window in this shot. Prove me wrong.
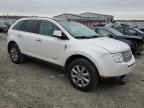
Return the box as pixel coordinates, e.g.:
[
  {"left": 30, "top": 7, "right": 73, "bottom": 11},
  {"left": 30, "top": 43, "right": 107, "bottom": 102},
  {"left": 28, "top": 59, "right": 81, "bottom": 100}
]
[
  {"left": 39, "top": 21, "right": 60, "bottom": 36},
  {"left": 12, "top": 20, "right": 24, "bottom": 30},
  {"left": 21, "top": 20, "right": 40, "bottom": 33}
]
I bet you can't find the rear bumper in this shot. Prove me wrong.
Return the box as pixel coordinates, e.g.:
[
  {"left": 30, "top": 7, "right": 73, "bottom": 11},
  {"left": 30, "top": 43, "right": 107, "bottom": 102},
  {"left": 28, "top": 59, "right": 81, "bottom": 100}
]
[{"left": 95, "top": 54, "right": 135, "bottom": 77}]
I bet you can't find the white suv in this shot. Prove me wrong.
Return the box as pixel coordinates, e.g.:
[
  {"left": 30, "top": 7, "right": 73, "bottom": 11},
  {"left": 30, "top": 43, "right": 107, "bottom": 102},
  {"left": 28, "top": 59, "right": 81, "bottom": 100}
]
[{"left": 7, "top": 18, "right": 135, "bottom": 91}]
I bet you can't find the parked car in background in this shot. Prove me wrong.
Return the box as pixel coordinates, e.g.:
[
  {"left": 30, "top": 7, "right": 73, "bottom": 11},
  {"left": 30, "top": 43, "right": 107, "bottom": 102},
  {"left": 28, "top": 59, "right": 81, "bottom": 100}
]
[
  {"left": 5, "top": 20, "right": 17, "bottom": 28},
  {"left": 114, "top": 26, "right": 144, "bottom": 37},
  {"left": 7, "top": 18, "right": 135, "bottom": 91},
  {"left": 92, "top": 27, "right": 144, "bottom": 54},
  {"left": 0, "top": 21, "right": 9, "bottom": 33},
  {"left": 139, "top": 28, "right": 144, "bottom": 32}
]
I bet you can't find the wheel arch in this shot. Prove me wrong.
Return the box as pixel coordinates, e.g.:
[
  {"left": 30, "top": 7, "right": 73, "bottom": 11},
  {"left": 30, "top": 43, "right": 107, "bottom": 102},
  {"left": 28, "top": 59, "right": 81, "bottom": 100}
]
[
  {"left": 7, "top": 41, "right": 18, "bottom": 53},
  {"left": 65, "top": 54, "right": 100, "bottom": 76}
]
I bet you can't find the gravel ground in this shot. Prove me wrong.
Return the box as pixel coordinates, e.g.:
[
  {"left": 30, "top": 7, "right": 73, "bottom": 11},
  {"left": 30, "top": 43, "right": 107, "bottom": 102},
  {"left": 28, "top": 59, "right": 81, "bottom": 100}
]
[{"left": 0, "top": 33, "right": 144, "bottom": 108}]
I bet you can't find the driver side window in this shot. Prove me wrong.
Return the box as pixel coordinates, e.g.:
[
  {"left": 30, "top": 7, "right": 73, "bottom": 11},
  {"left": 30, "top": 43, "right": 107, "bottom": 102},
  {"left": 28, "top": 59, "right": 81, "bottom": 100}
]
[
  {"left": 128, "top": 29, "right": 137, "bottom": 36},
  {"left": 39, "top": 21, "right": 60, "bottom": 36},
  {"left": 98, "top": 29, "right": 111, "bottom": 37},
  {"left": 116, "top": 27, "right": 124, "bottom": 33}
]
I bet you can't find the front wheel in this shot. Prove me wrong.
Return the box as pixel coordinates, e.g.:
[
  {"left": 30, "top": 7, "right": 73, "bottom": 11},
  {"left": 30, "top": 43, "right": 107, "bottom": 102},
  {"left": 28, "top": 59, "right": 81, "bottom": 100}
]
[{"left": 67, "top": 58, "right": 99, "bottom": 92}]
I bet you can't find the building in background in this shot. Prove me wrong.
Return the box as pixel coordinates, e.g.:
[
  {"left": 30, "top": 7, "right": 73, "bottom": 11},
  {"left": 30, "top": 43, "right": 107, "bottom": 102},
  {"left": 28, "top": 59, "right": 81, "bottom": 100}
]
[
  {"left": 53, "top": 12, "right": 114, "bottom": 27},
  {"left": 117, "top": 20, "right": 144, "bottom": 30}
]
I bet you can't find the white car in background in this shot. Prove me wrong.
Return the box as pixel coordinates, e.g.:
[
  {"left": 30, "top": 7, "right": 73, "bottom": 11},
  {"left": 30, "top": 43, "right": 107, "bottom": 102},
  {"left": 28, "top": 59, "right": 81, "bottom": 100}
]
[{"left": 7, "top": 18, "right": 135, "bottom": 91}]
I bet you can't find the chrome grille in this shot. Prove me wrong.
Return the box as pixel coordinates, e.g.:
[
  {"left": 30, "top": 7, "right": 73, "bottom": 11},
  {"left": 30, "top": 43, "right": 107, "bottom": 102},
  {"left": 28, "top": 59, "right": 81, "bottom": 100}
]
[{"left": 122, "top": 50, "right": 132, "bottom": 62}]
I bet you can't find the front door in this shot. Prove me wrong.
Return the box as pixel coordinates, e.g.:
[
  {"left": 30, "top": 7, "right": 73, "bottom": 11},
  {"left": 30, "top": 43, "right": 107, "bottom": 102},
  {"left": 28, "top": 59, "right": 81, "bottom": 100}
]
[{"left": 35, "top": 20, "right": 66, "bottom": 65}]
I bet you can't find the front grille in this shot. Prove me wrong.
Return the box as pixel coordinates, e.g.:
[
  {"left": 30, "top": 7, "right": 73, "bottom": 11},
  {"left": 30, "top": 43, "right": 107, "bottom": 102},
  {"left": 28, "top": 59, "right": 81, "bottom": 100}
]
[{"left": 122, "top": 50, "right": 132, "bottom": 62}]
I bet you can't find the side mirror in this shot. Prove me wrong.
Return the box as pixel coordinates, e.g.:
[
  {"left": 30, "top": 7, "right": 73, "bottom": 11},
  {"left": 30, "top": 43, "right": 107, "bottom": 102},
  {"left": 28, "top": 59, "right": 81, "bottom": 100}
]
[
  {"left": 108, "top": 34, "right": 114, "bottom": 38},
  {"left": 53, "top": 30, "right": 62, "bottom": 37},
  {"left": 135, "top": 32, "right": 139, "bottom": 36}
]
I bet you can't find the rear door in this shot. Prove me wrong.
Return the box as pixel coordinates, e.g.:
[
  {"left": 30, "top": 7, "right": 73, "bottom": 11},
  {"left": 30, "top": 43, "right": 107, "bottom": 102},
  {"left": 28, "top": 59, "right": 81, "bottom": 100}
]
[{"left": 15, "top": 20, "right": 41, "bottom": 56}]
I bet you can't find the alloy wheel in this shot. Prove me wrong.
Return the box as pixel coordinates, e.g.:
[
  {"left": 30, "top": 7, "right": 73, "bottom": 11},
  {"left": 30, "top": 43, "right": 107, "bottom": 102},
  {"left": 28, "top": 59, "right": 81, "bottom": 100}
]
[
  {"left": 10, "top": 47, "right": 19, "bottom": 62},
  {"left": 71, "top": 65, "right": 90, "bottom": 87}
]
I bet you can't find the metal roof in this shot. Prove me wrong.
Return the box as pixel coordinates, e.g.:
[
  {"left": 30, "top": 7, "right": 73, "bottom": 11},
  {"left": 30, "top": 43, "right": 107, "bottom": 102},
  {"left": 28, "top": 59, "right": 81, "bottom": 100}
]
[
  {"left": 79, "top": 12, "right": 113, "bottom": 17},
  {"left": 54, "top": 12, "right": 113, "bottom": 21}
]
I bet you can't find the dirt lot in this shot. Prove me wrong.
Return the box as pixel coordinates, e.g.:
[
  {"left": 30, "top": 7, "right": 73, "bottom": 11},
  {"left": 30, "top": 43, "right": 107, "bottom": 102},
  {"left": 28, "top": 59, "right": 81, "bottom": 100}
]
[{"left": 0, "top": 33, "right": 144, "bottom": 108}]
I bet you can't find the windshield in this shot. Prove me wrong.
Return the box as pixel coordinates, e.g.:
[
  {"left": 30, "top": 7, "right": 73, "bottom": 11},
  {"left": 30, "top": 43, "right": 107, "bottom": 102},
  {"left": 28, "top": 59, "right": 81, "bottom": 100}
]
[
  {"left": 57, "top": 20, "right": 100, "bottom": 38},
  {"left": 107, "top": 28, "right": 124, "bottom": 36}
]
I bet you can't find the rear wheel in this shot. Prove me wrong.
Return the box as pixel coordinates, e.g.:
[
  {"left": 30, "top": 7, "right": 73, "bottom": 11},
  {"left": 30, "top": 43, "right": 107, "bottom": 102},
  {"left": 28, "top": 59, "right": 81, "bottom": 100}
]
[
  {"left": 9, "top": 44, "right": 25, "bottom": 64},
  {"left": 67, "top": 58, "right": 99, "bottom": 91}
]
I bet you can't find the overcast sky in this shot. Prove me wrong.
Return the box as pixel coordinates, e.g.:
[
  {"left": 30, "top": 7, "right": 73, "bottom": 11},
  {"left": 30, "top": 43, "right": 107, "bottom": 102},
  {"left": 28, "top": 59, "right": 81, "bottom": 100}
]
[{"left": 0, "top": 0, "right": 144, "bottom": 20}]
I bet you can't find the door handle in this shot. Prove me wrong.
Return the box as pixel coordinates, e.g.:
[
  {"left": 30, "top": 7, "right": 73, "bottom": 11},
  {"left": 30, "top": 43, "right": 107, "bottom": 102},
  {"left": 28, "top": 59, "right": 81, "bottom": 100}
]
[{"left": 35, "top": 38, "right": 42, "bottom": 42}]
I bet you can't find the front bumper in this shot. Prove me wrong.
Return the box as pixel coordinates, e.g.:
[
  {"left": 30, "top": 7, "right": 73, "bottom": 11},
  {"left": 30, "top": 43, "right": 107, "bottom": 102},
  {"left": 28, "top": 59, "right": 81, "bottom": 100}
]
[
  {"left": 132, "top": 44, "right": 144, "bottom": 53},
  {"left": 95, "top": 53, "right": 135, "bottom": 77}
]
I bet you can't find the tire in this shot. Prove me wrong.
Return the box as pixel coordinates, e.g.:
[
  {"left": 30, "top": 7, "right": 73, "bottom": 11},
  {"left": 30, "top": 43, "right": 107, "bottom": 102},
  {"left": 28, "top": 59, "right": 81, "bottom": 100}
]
[
  {"left": 9, "top": 44, "right": 25, "bottom": 64},
  {"left": 67, "top": 58, "right": 99, "bottom": 92}
]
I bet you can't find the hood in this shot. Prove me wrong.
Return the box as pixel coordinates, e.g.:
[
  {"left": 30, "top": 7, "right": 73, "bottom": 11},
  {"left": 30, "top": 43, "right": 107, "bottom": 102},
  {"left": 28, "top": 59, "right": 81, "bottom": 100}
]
[
  {"left": 79, "top": 37, "right": 130, "bottom": 53},
  {"left": 0, "top": 25, "right": 7, "bottom": 28}
]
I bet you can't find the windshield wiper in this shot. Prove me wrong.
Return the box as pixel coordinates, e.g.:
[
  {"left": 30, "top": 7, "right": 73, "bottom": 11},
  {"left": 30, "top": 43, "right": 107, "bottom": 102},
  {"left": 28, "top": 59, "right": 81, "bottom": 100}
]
[
  {"left": 76, "top": 35, "right": 100, "bottom": 39},
  {"left": 88, "top": 35, "right": 101, "bottom": 38},
  {"left": 76, "top": 36, "right": 91, "bottom": 39}
]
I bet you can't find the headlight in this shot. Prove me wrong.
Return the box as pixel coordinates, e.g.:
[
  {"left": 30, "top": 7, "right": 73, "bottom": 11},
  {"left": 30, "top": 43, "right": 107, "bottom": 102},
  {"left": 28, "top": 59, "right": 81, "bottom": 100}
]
[{"left": 112, "top": 53, "right": 123, "bottom": 63}]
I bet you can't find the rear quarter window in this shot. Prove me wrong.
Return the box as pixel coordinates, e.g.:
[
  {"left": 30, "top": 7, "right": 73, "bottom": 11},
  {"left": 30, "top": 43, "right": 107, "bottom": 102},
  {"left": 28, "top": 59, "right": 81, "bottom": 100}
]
[{"left": 21, "top": 20, "right": 40, "bottom": 34}]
